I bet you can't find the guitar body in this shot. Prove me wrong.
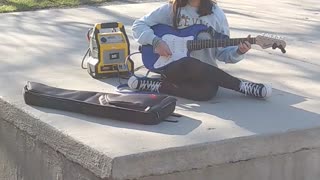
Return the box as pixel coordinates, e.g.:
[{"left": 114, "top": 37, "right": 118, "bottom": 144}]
[
  {"left": 141, "top": 24, "right": 211, "bottom": 71},
  {"left": 140, "top": 24, "right": 287, "bottom": 72}
]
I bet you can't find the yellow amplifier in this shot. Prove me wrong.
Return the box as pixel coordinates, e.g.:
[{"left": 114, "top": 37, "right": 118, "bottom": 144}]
[{"left": 85, "top": 22, "right": 134, "bottom": 78}]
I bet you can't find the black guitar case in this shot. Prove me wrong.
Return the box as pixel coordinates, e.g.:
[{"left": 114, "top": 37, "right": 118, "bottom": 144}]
[{"left": 23, "top": 81, "right": 178, "bottom": 125}]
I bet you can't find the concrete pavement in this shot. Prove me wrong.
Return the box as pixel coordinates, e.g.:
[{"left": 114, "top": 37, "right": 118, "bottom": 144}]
[{"left": 0, "top": 0, "right": 319, "bottom": 179}]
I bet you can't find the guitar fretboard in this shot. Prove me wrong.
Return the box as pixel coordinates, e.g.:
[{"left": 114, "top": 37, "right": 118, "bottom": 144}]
[{"left": 187, "top": 38, "right": 256, "bottom": 50}]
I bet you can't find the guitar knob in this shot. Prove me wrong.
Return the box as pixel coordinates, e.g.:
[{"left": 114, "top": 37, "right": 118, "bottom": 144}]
[
  {"left": 279, "top": 45, "right": 286, "bottom": 53},
  {"left": 272, "top": 43, "right": 277, "bottom": 49}
]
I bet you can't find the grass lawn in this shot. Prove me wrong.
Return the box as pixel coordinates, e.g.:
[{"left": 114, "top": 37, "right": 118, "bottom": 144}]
[{"left": 0, "top": 0, "right": 111, "bottom": 13}]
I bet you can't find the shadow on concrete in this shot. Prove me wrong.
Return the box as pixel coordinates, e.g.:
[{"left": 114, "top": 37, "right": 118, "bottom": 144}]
[
  {"left": 0, "top": 6, "right": 137, "bottom": 75},
  {"left": 26, "top": 83, "right": 319, "bottom": 136},
  {"left": 0, "top": 5, "right": 146, "bottom": 103},
  {"left": 176, "top": 87, "right": 320, "bottom": 135},
  {"left": 238, "top": 52, "right": 320, "bottom": 87},
  {"left": 1, "top": 1, "right": 319, "bottom": 80},
  {"left": 1, "top": 1, "right": 320, "bottom": 136},
  {"left": 32, "top": 105, "right": 202, "bottom": 135},
  {"left": 223, "top": 9, "right": 258, "bottom": 19}
]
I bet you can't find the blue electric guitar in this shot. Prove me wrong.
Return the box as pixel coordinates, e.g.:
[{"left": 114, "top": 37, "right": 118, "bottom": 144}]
[{"left": 140, "top": 24, "right": 286, "bottom": 72}]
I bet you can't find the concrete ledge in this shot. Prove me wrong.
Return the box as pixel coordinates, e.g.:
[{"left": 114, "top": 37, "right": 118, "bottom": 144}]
[
  {"left": 0, "top": 118, "right": 101, "bottom": 180},
  {"left": 1, "top": 97, "right": 320, "bottom": 179},
  {"left": 112, "top": 129, "right": 320, "bottom": 179},
  {"left": 140, "top": 148, "right": 320, "bottom": 180},
  {"left": 0, "top": 98, "right": 113, "bottom": 179}
]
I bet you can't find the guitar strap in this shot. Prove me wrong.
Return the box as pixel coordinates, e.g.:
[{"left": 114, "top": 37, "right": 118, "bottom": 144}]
[
  {"left": 203, "top": 26, "right": 230, "bottom": 40},
  {"left": 206, "top": 26, "right": 215, "bottom": 38}
]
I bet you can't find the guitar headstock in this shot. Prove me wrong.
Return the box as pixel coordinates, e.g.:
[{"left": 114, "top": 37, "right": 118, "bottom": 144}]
[{"left": 256, "top": 35, "right": 287, "bottom": 53}]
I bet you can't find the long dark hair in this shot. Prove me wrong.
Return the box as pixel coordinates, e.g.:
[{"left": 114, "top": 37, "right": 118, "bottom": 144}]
[{"left": 170, "top": 0, "right": 216, "bottom": 28}]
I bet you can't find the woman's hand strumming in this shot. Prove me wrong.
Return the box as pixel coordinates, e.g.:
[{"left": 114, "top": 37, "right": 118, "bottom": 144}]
[{"left": 154, "top": 40, "right": 172, "bottom": 57}]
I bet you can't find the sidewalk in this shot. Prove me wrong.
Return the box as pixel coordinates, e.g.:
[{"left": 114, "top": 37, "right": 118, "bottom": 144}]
[{"left": 0, "top": 0, "right": 319, "bottom": 179}]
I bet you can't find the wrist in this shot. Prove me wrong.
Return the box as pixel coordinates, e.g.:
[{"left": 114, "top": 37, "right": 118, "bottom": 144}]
[{"left": 152, "top": 37, "right": 162, "bottom": 49}]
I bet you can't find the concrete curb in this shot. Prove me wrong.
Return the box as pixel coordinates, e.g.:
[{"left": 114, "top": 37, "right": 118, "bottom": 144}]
[
  {"left": 112, "top": 128, "right": 320, "bottom": 179},
  {"left": 0, "top": 98, "right": 113, "bottom": 179},
  {"left": 2, "top": 97, "right": 320, "bottom": 179}
]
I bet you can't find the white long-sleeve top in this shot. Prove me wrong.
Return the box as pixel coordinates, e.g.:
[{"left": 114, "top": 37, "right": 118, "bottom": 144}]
[{"left": 132, "top": 3, "right": 244, "bottom": 67}]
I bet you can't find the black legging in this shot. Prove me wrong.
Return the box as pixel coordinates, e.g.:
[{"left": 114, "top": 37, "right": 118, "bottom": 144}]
[{"left": 159, "top": 57, "right": 241, "bottom": 101}]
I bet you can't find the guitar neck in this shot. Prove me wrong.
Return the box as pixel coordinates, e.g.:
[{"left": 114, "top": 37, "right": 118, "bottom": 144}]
[{"left": 187, "top": 37, "right": 256, "bottom": 50}]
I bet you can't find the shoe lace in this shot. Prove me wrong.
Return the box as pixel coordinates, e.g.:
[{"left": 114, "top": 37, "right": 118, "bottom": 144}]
[
  {"left": 139, "top": 79, "right": 161, "bottom": 93},
  {"left": 240, "top": 82, "right": 262, "bottom": 97}
]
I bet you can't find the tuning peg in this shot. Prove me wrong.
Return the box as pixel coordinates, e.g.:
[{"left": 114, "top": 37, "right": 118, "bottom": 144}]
[
  {"left": 279, "top": 45, "right": 286, "bottom": 53},
  {"left": 272, "top": 43, "right": 278, "bottom": 49}
]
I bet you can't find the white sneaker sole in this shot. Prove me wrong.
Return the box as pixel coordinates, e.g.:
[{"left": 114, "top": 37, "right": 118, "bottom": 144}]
[{"left": 262, "top": 83, "right": 272, "bottom": 98}]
